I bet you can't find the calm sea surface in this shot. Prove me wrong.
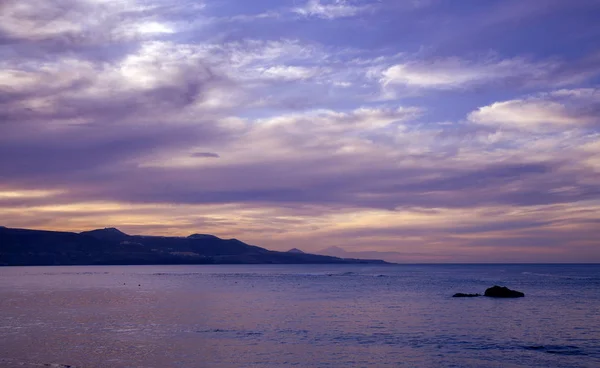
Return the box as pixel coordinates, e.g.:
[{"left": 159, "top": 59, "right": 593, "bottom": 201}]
[{"left": 0, "top": 264, "right": 599, "bottom": 368}]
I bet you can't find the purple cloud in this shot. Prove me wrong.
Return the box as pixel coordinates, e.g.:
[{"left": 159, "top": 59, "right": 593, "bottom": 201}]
[{"left": 191, "top": 152, "right": 220, "bottom": 158}]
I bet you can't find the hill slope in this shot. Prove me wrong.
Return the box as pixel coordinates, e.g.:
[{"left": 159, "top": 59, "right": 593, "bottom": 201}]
[
  {"left": 0, "top": 227, "right": 387, "bottom": 266},
  {"left": 318, "top": 246, "right": 407, "bottom": 263}
]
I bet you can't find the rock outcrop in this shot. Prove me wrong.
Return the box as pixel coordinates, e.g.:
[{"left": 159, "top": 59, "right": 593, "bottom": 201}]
[
  {"left": 453, "top": 285, "right": 525, "bottom": 298},
  {"left": 452, "top": 293, "right": 481, "bottom": 298},
  {"left": 484, "top": 285, "right": 525, "bottom": 298}
]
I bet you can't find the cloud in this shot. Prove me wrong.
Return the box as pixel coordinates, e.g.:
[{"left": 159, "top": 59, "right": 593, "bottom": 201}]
[
  {"left": 380, "top": 56, "right": 600, "bottom": 91},
  {"left": 469, "top": 100, "right": 580, "bottom": 130},
  {"left": 213, "top": 11, "right": 280, "bottom": 23},
  {"left": 293, "top": 0, "right": 369, "bottom": 19},
  {"left": 469, "top": 88, "right": 600, "bottom": 131},
  {"left": 191, "top": 152, "right": 220, "bottom": 158},
  {"left": 0, "top": 0, "right": 193, "bottom": 53},
  {"left": 0, "top": 45, "right": 226, "bottom": 131},
  {"left": 0, "top": 122, "right": 231, "bottom": 182},
  {"left": 257, "top": 65, "right": 320, "bottom": 81}
]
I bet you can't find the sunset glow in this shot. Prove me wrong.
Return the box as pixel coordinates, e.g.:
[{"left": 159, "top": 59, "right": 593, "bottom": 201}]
[{"left": 1, "top": 0, "right": 599, "bottom": 262}]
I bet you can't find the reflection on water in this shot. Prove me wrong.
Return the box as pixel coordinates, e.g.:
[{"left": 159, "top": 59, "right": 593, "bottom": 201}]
[{"left": 1, "top": 264, "right": 599, "bottom": 368}]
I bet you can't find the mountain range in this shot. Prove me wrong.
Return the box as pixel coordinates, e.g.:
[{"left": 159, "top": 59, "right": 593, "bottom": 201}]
[{"left": 0, "top": 226, "right": 387, "bottom": 266}]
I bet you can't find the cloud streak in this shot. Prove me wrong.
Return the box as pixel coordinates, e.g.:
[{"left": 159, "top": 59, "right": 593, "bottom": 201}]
[
  {"left": 469, "top": 89, "right": 600, "bottom": 131},
  {"left": 380, "top": 57, "right": 600, "bottom": 91},
  {"left": 293, "top": 0, "right": 370, "bottom": 19}
]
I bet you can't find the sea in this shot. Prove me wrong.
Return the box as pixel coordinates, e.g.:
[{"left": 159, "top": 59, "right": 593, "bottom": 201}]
[{"left": 0, "top": 264, "right": 598, "bottom": 368}]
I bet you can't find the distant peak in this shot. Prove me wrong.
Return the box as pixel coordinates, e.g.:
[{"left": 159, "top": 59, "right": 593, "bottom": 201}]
[
  {"left": 188, "top": 233, "right": 221, "bottom": 240},
  {"left": 100, "top": 227, "right": 126, "bottom": 234},
  {"left": 287, "top": 248, "right": 305, "bottom": 254},
  {"left": 81, "top": 227, "right": 129, "bottom": 240}
]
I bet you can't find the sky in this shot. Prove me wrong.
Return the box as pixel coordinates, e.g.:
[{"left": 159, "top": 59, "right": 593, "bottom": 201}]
[{"left": 1, "top": 0, "right": 600, "bottom": 263}]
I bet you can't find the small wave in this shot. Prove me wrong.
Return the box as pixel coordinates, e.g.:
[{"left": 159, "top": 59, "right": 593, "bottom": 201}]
[
  {"left": 112, "top": 328, "right": 139, "bottom": 333},
  {"left": 326, "top": 271, "right": 357, "bottom": 277},
  {"left": 0, "top": 360, "right": 78, "bottom": 368},
  {"left": 521, "top": 272, "right": 594, "bottom": 280},
  {"left": 196, "top": 328, "right": 263, "bottom": 338},
  {"left": 277, "top": 328, "right": 309, "bottom": 335},
  {"left": 522, "top": 272, "right": 554, "bottom": 277},
  {"left": 523, "top": 345, "right": 587, "bottom": 356},
  {"left": 41, "top": 272, "right": 109, "bottom": 276},
  {"left": 197, "top": 328, "right": 231, "bottom": 333}
]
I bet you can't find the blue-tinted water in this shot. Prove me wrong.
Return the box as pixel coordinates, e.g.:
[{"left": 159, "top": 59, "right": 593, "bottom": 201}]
[{"left": 0, "top": 264, "right": 599, "bottom": 367}]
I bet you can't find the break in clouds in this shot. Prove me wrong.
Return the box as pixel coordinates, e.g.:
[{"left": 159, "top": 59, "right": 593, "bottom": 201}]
[{"left": 1, "top": 0, "right": 600, "bottom": 262}]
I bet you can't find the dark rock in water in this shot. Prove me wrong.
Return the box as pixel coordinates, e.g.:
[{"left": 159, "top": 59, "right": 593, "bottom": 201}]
[
  {"left": 452, "top": 293, "right": 481, "bottom": 298},
  {"left": 484, "top": 285, "right": 525, "bottom": 298}
]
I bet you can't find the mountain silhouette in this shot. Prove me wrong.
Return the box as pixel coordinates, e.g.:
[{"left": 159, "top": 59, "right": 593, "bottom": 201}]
[
  {"left": 0, "top": 226, "right": 387, "bottom": 266},
  {"left": 317, "top": 246, "right": 406, "bottom": 263},
  {"left": 80, "top": 227, "right": 129, "bottom": 241}
]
